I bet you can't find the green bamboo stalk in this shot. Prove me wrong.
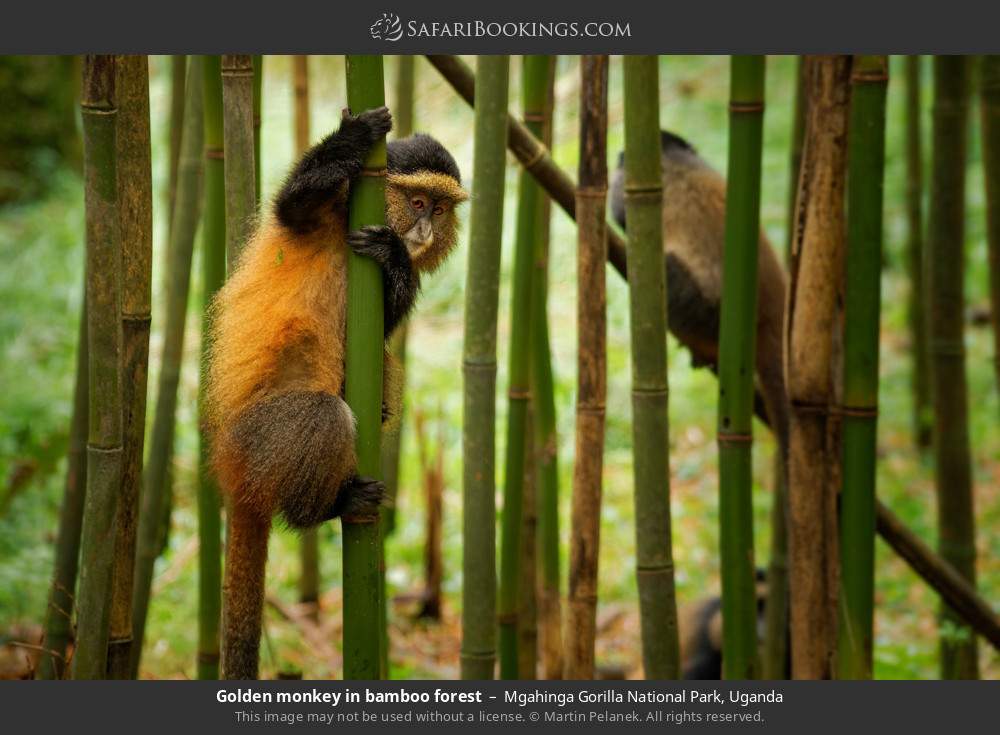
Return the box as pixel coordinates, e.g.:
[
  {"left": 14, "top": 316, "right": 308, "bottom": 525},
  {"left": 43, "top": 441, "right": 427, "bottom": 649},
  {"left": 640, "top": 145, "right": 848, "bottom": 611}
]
[
  {"left": 197, "top": 54, "right": 226, "bottom": 680},
  {"left": 837, "top": 55, "right": 889, "bottom": 681},
  {"left": 763, "top": 57, "right": 802, "bottom": 680},
  {"left": 717, "top": 55, "right": 766, "bottom": 681},
  {"left": 38, "top": 298, "right": 88, "bottom": 679},
  {"left": 518, "top": 402, "right": 538, "bottom": 679},
  {"left": 252, "top": 55, "right": 262, "bottom": 205},
  {"left": 288, "top": 55, "right": 321, "bottom": 619},
  {"left": 167, "top": 55, "right": 186, "bottom": 240},
  {"left": 622, "top": 55, "right": 680, "bottom": 680},
  {"left": 382, "top": 53, "right": 416, "bottom": 537},
  {"left": 222, "top": 55, "right": 256, "bottom": 272},
  {"left": 498, "top": 55, "right": 549, "bottom": 680},
  {"left": 72, "top": 54, "right": 123, "bottom": 680},
  {"left": 907, "top": 56, "right": 933, "bottom": 449},
  {"left": 928, "top": 54, "right": 979, "bottom": 680},
  {"left": 342, "top": 54, "right": 387, "bottom": 681},
  {"left": 528, "top": 57, "right": 563, "bottom": 681},
  {"left": 981, "top": 56, "right": 1000, "bottom": 417},
  {"left": 106, "top": 54, "right": 153, "bottom": 680},
  {"left": 565, "top": 54, "right": 609, "bottom": 681},
  {"left": 131, "top": 57, "right": 204, "bottom": 678},
  {"left": 461, "top": 55, "right": 509, "bottom": 680}
]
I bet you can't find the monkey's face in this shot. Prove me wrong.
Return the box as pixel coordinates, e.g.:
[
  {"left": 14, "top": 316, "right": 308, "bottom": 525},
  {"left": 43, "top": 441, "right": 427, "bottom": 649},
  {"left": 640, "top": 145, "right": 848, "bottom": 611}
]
[{"left": 386, "top": 172, "right": 469, "bottom": 273}]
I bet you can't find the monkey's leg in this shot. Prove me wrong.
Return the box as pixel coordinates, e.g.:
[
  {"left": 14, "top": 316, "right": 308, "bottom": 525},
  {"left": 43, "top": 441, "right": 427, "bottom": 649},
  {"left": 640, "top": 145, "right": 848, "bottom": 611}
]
[
  {"left": 222, "top": 503, "right": 271, "bottom": 680},
  {"left": 231, "top": 390, "right": 384, "bottom": 529},
  {"left": 275, "top": 106, "right": 393, "bottom": 234}
]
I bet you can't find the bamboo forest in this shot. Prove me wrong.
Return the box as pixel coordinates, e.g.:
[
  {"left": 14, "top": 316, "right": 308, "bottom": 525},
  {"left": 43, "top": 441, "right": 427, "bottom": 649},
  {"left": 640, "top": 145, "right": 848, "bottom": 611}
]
[{"left": 1, "top": 54, "right": 998, "bottom": 682}]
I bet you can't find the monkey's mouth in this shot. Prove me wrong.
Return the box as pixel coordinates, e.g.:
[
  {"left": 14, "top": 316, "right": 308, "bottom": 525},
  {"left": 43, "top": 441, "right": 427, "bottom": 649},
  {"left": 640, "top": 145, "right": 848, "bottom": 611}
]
[{"left": 404, "top": 231, "right": 434, "bottom": 260}]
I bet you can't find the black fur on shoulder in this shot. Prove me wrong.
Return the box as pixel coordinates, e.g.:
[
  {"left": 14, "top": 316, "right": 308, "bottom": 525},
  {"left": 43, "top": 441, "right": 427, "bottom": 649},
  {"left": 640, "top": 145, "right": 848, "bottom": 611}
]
[
  {"left": 387, "top": 133, "right": 462, "bottom": 183},
  {"left": 614, "top": 128, "right": 697, "bottom": 168}
]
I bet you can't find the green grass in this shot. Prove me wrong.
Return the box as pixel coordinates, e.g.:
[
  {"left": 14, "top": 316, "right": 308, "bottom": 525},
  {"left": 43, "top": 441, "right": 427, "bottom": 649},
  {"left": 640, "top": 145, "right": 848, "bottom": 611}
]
[{"left": 0, "top": 55, "right": 997, "bottom": 679}]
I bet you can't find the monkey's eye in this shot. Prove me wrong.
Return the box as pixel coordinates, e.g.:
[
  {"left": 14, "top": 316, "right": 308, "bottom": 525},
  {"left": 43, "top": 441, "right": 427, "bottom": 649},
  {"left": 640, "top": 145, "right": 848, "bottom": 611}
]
[
  {"left": 433, "top": 205, "right": 444, "bottom": 216},
  {"left": 411, "top": 197, "right": 425, "bottom": 211}
]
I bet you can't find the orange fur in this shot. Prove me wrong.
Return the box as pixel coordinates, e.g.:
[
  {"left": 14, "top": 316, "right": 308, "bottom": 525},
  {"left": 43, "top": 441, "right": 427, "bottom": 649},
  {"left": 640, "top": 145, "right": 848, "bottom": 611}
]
[{"left": 206, "top": 213, "right": 348, "bottom": 514}]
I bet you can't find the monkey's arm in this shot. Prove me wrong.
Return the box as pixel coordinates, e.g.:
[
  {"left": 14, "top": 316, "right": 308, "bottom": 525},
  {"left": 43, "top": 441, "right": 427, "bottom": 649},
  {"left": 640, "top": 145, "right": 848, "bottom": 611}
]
[
  {"left": 274, "top": 107, "right": 393, "bottom": 234},
  {"left": 347, "top": 225, "right": 420, "bottom": 337}
]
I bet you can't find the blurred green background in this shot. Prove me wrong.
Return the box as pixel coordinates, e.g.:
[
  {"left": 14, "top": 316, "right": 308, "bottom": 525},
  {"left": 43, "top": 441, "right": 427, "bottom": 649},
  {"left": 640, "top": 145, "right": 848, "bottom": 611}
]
[{"left": 0, "top": 55, "right": 997, "bottom": 679}]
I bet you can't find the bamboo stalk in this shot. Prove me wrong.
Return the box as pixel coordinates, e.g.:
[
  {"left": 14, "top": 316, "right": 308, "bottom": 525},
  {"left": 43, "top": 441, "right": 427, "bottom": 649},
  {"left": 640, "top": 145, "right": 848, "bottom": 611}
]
[
  {"left": 564, "top": 55, "right": 610, "bottom": 680},
  {"left": 287, "top": 54, "right": 321, "bottom": 618},
  {"left": 197, "top": 54, "right": 226, "bottom": 680},
  {"left": 222, "top": 55, "right": 256, "bottom": 272},
  {"left": 38, "top": 298, "right": 88, "bottom": 679},
  {"left": 428, "top": 53, "right": 998, "bottom": 653},
  {"left": 928, "top": 54, "right": 979, "bottom": 680},
  {"left": 906, "top": 56, "right": 933, "bottom": 449},
  {"left": 105, "top": 54, "right": 153, "bottom": 680},
  {"left": 498, "top": 55, "right": 548, "bottom": 679},
  {"left": 131, "top": 57, "right": 205, "bottom": 678},
  {"left": 167, "top": 55, "right": 186, "bottom": 240},
  {"left": 717, "top": 55, "right": 766, "bottom": 681},
  {"left": 529, "top": 57, "right": 563, "bottom": 681},
  {"left": 786, "top": 55, "right": 852, "bottom": 680},
  {"left": 342, "top": 54, "right": 387, "bottom": 681},
  {"left": 763, "top": 56, "right": 803, "bottom": 680},
  {"left": 461, "top": 55, "right": 509, "bottom": 680},
  {"left": 425, "top": 54, "right": 629, "bottom": 278},
  {"left": 622, "top": 55, "right": 680, "bottom": 680},
  {"left": 72, "top": 54, "right": 123, "bottom": 680},
  {"left": 837, "top": 55, "right": 889, "bottom": 681},
  {"left": 382, "top": 54, "right": 415, "bottom": 536},
  {"left": 252, "top": 55, "right": 262, "bottom": 205},
  {"left": 981, "top": 56, "right": 1000, "bottom": 420},
  {"left": 518, "top": 401, "right": 538, "bottom": 678}
]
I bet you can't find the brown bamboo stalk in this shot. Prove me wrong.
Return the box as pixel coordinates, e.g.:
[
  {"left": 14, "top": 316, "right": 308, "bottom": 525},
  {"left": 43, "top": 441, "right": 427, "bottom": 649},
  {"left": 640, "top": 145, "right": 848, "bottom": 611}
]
[
  {"left": 565, "top": 55, "right": 609, "bottom": 679},
  {"left": 414, "top": 408, "right": 443, "bottom": 620},
  {"left": 105, "top": 54, "right": 153, "bottom": 680},
  {"left": 785, "top": 54, "right": 851, "bottom": 680}
]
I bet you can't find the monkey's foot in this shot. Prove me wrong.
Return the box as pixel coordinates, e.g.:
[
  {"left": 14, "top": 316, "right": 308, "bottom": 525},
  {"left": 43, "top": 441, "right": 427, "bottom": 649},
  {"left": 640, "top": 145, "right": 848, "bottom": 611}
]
[{"left": 329, "top": 475, "right": 386, "bottom": 521}]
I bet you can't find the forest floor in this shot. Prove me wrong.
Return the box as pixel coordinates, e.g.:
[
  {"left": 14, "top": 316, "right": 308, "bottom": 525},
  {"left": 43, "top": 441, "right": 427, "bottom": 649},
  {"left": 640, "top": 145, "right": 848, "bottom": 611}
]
[{"left": 1, "top": 55, "right": 998, "bottom": 680}]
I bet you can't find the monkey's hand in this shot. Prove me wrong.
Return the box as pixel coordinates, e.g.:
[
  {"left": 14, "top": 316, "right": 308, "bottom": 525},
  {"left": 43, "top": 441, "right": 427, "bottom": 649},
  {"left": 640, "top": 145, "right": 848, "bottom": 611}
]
[
  {"left": 340, "top": 105, "right": 393, "bottom": 151},
  {"left": 275, "top": 107, "right": 392, "bottom": 234},
  {"left": 347, "top": 225, "right": 420, "bottom": 337}
]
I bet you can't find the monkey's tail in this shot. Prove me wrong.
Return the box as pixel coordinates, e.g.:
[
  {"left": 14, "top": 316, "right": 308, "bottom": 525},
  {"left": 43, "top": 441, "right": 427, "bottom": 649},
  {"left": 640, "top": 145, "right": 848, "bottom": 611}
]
[{"left": 222, "top": 502, "right": 271, "bottom": 680}]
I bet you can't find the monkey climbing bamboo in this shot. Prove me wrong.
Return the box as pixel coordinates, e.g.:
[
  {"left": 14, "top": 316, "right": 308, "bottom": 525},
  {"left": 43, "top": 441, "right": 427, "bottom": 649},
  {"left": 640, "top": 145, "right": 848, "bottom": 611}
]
[
  {"left": 981, "top": 56, "right": 1000, "bottom": 416},
  {"left": 72, "top": 54, "right": 122, "bottom": 680},
  {"left": 565, "top": 54, "right": 609, "bottom": 681},
  {"left": 837, "top": 55, "right": 888, "bottom": 681},
  {"left": 717, "top": 55, "right": 766, "bottom": 681},
  {"left": 105, "top": 54, "right": 153, "bottom": 680},
  {"left": 786, "top": 55, "right": 851, "bottom": 680},
  {"left": 498, "top": 55, "right": 548, "bottom": 680},
  {"left": 461, "top": 55, "right": 509, "bottom": 680},
  {"left": 222, "top": 55, "right": 256, "bottom": 271},
  {"left": 342, "top": 54, "right": 388, "bottom": 681},
  {"left": 131, "top": 57, "right": 204, "bottom": 678},
  {"left": 906, "top": 56, "right": 932, "bottom": 449},
  {"left": 38, "top": 301, "right": 88, "bottom": 679},
  {"left": 928, "top": 54, "right": 978, "bottom": 680},
  {"left": 425, "top": 53, "right": 998, "bottom": 656},
  {"left": 197, "top": 54, "right": 225, "bottom": 680},
  {"left": 622, "top": 55, "right": 680, "bottom": 680}
]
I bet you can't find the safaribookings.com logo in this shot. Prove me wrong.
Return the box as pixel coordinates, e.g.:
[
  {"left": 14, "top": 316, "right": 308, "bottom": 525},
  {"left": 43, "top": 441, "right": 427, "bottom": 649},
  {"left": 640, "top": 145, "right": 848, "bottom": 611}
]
[{"left": 369, "top": 14, "right": 631, "bottom": 41}]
